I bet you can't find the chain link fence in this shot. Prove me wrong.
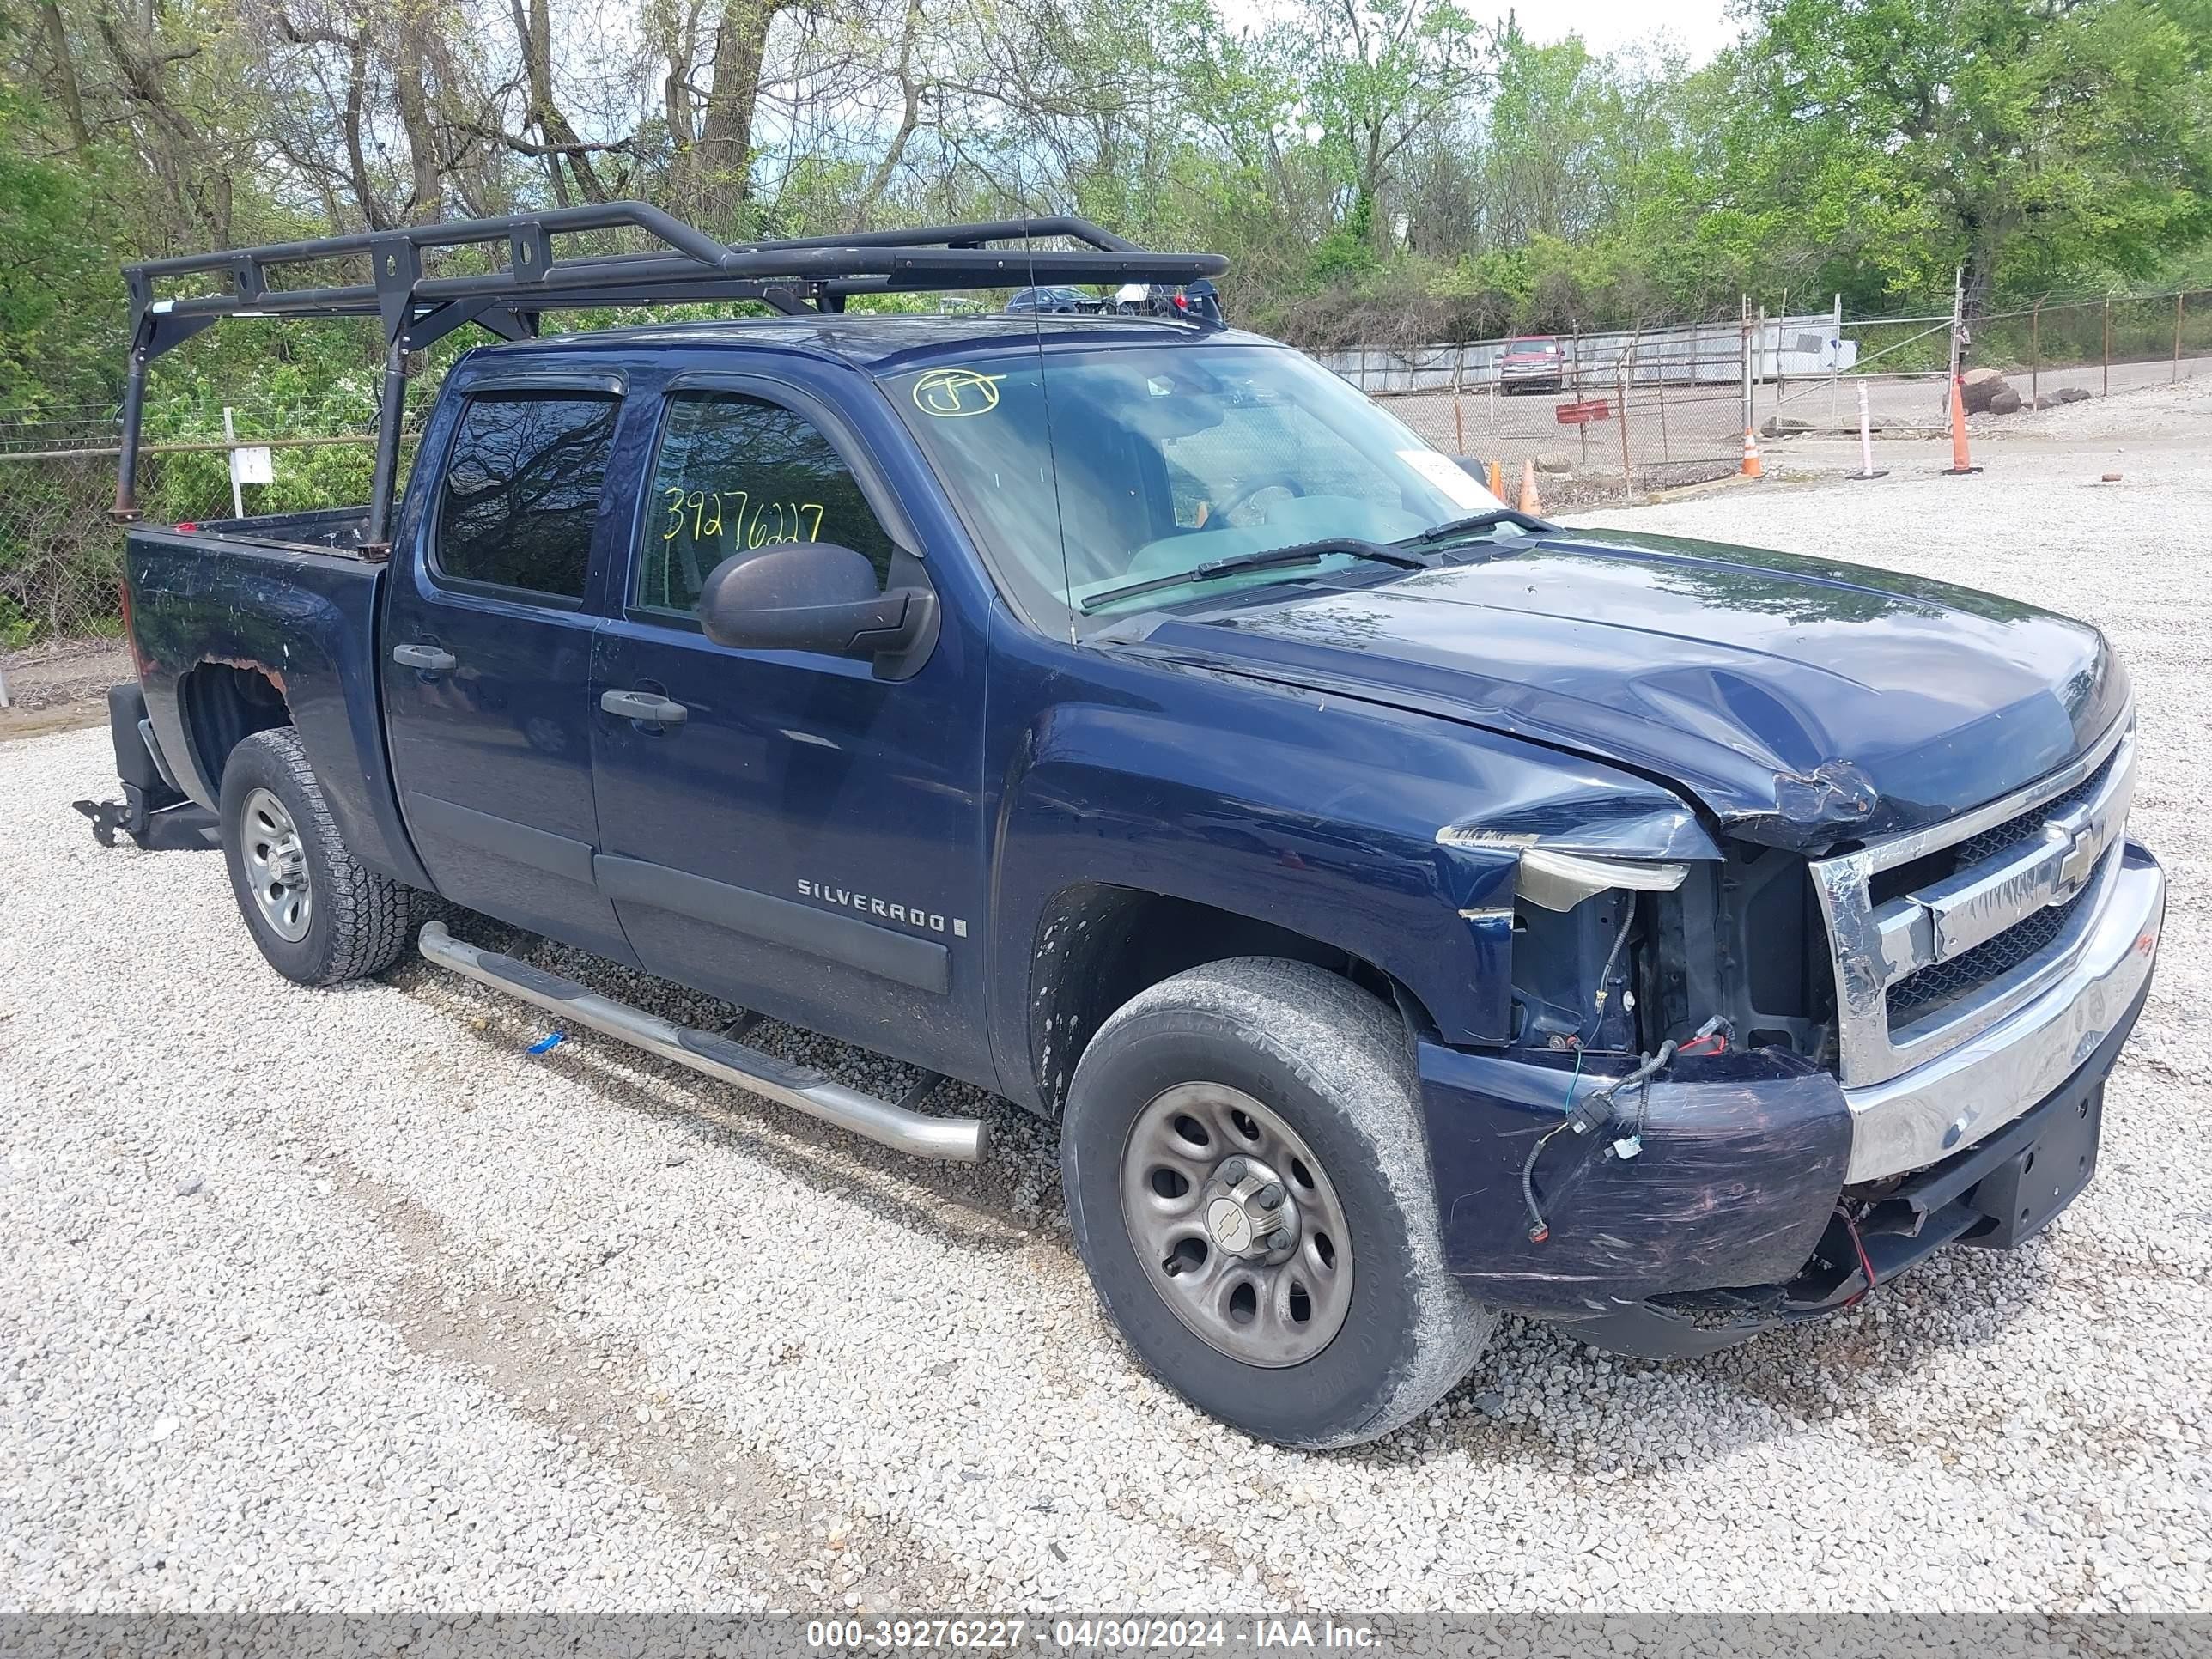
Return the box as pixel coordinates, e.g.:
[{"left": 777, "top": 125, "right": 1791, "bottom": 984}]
[
  {"left": 1377, "top": 373, "right": 1750, "bottom": 508},
  {"left": 1334, "top": 315, "right": 1812, "bottom": 505},
  {"left": 1766, "top": 287, "right": 2212, "bottom": 434},
  {"left": 0, "top": 424, "right": 413, "bottom": 710}
]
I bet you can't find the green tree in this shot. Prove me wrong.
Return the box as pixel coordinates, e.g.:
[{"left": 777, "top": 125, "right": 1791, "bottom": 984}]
[
  {"left": 0, "top": 79, "right": 121, "bottom": 410},
  {"left": 1722, "top": 0, "right": 2212, "bottom": 313},
  {"left": 1296, "top": 0, "right": 1485, "bottom": 247}
]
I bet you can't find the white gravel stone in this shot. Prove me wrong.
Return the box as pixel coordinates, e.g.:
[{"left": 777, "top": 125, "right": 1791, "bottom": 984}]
[{"left": 1, "top": 389, "right": 2207, "bottom": 1614}]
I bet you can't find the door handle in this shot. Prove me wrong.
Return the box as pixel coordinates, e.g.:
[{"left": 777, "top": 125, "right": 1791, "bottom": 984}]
[
  {"left": 392, "top": 642, "right": 457, "bottom": 673},
  {"left": 600, "top": 688, "right": 689, "bottom": 727}
]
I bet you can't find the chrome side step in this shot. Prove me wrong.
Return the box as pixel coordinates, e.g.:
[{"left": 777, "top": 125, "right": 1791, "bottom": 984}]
[{"left": 416, "top": 921, "right": 988, "bottom": 1161}]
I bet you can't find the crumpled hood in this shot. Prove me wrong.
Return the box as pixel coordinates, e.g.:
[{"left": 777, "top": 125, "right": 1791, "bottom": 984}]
[{"left": 1120, "top": 529, "right": 2127, "bottom": 851}]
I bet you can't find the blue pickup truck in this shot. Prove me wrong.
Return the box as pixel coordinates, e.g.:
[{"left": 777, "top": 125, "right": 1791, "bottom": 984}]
[{"left": 91, "top": 208, "right": 2163, "bottom": 1446}]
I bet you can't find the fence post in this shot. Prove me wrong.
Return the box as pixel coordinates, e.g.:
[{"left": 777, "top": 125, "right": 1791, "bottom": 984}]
[
  {"left": 1616, "top": 360, "right": 1632, "bottom": 504},
  {"left": 1740, "top": 296, "right": 1753, "bottom": 438},
  {"left": 2103, "top": 296, "right": 2112, "bottom": 398},
  {"left": 1776, "top": 288, "right": 1787, "bottom": 407},
  {"left": 1828, "top": 291, "right": 1842, "bottom": 430},
  {"left": 1454, "top": 395, "right": 1464, "bottom": 455},
  {"left": 1944, "top": 266, "right": 1980, "bottom": 477},
  {"left": 2031, "top": 300, "right": 2041, "bottom": 408},
  {"left": 1948, "top": 267, "right": 1963, "bottom": 382},
  {"left": 2178, "top": 290, "right": 2186, "bottom": 382},
  {"left": 223, "top": 408, "right": 245, "bottom": 520}
]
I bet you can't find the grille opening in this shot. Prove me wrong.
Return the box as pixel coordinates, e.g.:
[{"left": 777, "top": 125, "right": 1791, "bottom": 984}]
[
  {"left": 1723, "top": 848, "right": 1832, "bottom": 1060},
  {"left": 1744, "top": 860, "right": 1814, "bottom": 1019},
  {"left": 1869, "top": 845, "right": 1957, "bottom": 909}
]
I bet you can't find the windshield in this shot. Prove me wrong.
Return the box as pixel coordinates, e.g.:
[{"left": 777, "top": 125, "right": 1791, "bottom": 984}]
[{"left": 880, "top": 343, "right": 1504, "bottom": 627}]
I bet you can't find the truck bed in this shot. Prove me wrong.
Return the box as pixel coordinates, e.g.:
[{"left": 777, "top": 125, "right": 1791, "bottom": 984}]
[
  {"left": 122, "top": 508, "right": 432, "bottom": 890},
  {"left": 170, "top": 505, "right": 375, "bottom": 552}
]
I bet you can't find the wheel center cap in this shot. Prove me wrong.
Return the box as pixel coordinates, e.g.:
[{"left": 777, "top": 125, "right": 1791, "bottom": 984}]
[
  {"left": 1206, "top": 1196, "right": 1254, "bottom": 1253},
  {"left": 1201, "top": 1156, "right": 1298, "bottom": 1260}
]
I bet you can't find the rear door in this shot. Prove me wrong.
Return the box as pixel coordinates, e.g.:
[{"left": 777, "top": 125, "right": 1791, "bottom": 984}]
[
  {"left": 588, "top": 368, "right": 994, "bottom": 1081},
  {"left": 382, "top": 374, "right": 636, "bottom": 961}
]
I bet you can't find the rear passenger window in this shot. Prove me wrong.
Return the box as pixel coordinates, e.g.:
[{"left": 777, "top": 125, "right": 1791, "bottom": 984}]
[
  {"left": 434, "top": 392, "right": 619, "bottom": 600},
  {"left": 636, "top": 391, "right": 897, "bottom": 617}
]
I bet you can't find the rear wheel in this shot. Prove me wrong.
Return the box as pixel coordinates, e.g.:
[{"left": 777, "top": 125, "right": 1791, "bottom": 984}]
[
  {"left": 1061, "top": 957, "right": 1496, "bottom": 1447},
  {"left": 219, "top": 727, "right": 414, "bottom": 985}
]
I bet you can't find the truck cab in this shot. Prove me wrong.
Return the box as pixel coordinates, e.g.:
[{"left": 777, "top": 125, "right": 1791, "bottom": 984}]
[{"left": 96, "top": 209, "right": 2164, "bottom": 1448}]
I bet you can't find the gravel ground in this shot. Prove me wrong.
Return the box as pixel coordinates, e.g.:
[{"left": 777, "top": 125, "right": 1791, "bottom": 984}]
[{"left": 3, "top": 389, "right": 2209, "bottom": 1616}]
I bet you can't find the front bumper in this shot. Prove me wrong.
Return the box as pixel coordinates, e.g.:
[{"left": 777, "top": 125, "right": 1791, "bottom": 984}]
[{"left": 1415, "top": 842, "right": 2163, "bottom": 1338}]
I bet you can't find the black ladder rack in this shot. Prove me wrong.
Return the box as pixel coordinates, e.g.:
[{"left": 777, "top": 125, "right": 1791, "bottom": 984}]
[{"left": 112, "top": 202, "right": 1229, "bottom": 544}]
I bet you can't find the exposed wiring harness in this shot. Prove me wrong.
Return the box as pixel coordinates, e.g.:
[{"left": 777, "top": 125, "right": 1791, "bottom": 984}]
[
  {"left": 1836, "top": 1205, "right": 1879, "bottom": 1308},
  {"left": 1523, "top": 1038, "right": 1678, "bottom": 1243},
  {"left": 1582, "top": 903, "right": 1636, "bottom": 1045},
  {"left": 1520, "top": 895, "right": 1739, "bottom": 1245}
]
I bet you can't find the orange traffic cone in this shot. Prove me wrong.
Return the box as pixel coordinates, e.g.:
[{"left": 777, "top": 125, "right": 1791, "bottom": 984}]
[
  {"left": 1487, "top": 459, "right": 1506, "bottom": 500},
  {"left": 1942, "top": 374, "right": 1982, "bottom": 476},
  {"left": 1741, "top": 426, "right": 1764, "bottom": 479},
  {"left": 1517, "top": 460, "right": 1543, "bottom": 515}
]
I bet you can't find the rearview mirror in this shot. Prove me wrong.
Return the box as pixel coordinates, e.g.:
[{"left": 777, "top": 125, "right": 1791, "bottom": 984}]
[{"left": 697, "top": 542, "right": 937, "bottom": 674}]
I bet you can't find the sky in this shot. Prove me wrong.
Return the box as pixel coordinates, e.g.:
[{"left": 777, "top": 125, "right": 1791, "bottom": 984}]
[{"left": 1219, "top": 0, "right": 1747, "bottom": 64}]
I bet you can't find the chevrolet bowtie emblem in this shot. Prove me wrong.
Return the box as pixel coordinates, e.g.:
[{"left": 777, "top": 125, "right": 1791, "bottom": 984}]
[{"left": 2054, "top": 818, "right": 2100, "bottom": 897}]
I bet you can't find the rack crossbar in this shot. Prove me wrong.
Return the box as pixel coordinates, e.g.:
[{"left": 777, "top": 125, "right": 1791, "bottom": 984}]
[{"left": 111, "top": 202, "right": 1228, "bottom": 535}]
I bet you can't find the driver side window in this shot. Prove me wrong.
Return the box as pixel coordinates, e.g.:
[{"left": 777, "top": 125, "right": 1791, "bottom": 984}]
[{"left": 635, "top": 391, "right": 897, "bottom": 617}]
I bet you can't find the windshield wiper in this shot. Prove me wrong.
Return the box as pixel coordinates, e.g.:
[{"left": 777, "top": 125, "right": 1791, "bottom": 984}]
[
  {"left": 1401, "top": 507, "right": 1553, "bottom": 546},
  {"left": 1078, "top": 538, "right": 1426, "bottom": 614}
]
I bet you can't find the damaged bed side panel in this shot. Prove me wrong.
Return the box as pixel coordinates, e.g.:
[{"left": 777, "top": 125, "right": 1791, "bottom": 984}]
[
  {"left": 124, "top": 526, "right": 432, "bottom": 890},
  {"left": 1418, "top": 1041, "right": 1852, "bottom": 1314}
]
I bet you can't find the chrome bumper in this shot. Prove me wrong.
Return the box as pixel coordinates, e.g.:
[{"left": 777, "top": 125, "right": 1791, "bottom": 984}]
[{"left": 1842, "top": 842, "right": 2163, "bottom": 1182}]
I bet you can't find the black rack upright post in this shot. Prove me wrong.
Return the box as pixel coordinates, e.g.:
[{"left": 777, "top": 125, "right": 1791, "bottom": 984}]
[
  {"left": 111, "top": 333, "right": 149, "bottom": 522},
  {"left": 365, "top": 339, "right": 410, "bottom": 553}
]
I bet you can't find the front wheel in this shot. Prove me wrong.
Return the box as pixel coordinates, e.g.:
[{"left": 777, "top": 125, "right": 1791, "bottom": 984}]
[{"left": 1061, "top": 958, "right": 1496, "bottom": 1447}]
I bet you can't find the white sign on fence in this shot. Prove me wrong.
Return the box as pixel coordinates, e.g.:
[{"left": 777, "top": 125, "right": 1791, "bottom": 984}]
[{"left": 228, "top": 446, "right": 273, "bottom": 485}]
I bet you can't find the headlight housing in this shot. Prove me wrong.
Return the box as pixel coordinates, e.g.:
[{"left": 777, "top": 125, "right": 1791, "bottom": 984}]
[{"left": 1515, "top": 848, "right": 1688, "bottom": 913}]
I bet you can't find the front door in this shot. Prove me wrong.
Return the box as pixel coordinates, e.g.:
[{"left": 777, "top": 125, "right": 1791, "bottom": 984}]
[
  {"left": 382, "top": 380, "right": 635, "bottom": 961},
  {"left": 589, "top": 375, "right": 993, "bottom": 1082}
]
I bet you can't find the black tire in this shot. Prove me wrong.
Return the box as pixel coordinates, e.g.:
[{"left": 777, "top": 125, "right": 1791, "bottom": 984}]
[
  {"left": 218, "top": 727, "right": 414, "bottom": 985},
  {"left": 1061, "top": 958, "right": 1497, "bottom": 1448}
]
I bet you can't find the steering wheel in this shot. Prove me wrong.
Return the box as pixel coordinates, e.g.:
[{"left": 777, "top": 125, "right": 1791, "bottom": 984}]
[{"left": 1212, "top": 472, "right": 1307, "bottom": 526}]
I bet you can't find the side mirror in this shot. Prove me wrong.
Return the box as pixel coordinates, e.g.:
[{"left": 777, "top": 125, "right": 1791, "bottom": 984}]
[{"left": 698, "top": 542, "right": 937, "bottom": 672}]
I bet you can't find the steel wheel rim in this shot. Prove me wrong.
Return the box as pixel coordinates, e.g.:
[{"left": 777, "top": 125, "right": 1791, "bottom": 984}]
[
  {"left": 1120, "top": 1082, "right": 1355, "bottom": 1368},
  {"left": 240, "top": 787, "right": 313, "bottom": 942}
]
